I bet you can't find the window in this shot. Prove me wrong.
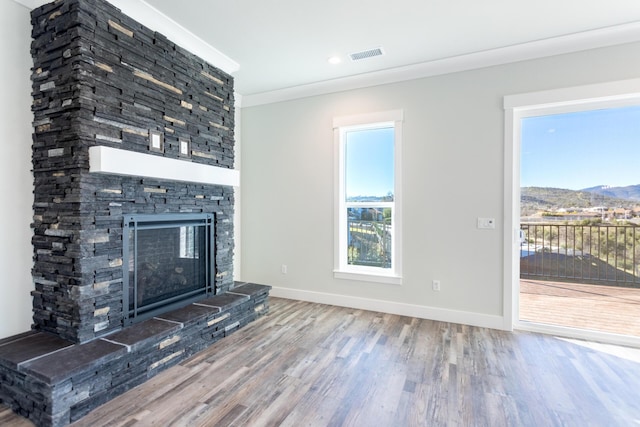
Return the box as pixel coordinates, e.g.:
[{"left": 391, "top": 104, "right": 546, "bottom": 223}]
[
  {"left": 179, "top": 226, "right": 197, "bottom": 259},
  {"left": 334, "top": 110, "right": 403, "bottom": 284}
]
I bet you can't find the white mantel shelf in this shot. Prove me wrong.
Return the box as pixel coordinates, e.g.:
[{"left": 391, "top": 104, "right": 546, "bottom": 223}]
[{"left": 88, "top": 146, "right": 240, "bottom": 187}]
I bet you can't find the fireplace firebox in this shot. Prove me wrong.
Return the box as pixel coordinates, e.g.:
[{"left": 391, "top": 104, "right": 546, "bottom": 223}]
[{"left": 123, "top": 213, "right": 215, "bottom": 325}]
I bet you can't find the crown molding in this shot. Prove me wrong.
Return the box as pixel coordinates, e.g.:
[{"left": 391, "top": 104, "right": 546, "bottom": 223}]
[
  {"left": 12, "top": 0, "right": 239, "bottom": 75},
  {"left": 13, "top": 1, "right": 640, "bottom": 107},
  {"left": 242, "top": 21, "right": 640, "bottom": 108},
  {"left": 108, "top": 0, "right": 239, "bottom": 75},
  {"left": 12, "top": 0, "right": 46, "bottom": 8}
]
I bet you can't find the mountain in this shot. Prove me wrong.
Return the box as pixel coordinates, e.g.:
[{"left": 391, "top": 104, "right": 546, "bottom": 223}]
[
  {"left": 581, "top": 184, "right": 640, "bottom": 201},
  {"left": 521, "top": 186, "right": 637, "bottom": 211}
]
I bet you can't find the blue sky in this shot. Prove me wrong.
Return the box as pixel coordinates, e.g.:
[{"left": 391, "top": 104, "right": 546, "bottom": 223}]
[
  {"left": 521, "top": 105, "right": 640, "bottom": 190},
  {"left": 346, "top": 127, "right": 394, "bottom": 198}
]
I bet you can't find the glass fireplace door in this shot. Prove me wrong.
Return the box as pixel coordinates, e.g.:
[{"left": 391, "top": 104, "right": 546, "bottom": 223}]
[{"left": 123, "top": 213, "right": 214, "bottom": 325}]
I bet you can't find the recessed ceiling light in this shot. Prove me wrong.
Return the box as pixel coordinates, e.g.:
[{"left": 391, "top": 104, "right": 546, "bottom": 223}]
[{"left": 328, "top": 56, "right": 341, "bottom": 65}]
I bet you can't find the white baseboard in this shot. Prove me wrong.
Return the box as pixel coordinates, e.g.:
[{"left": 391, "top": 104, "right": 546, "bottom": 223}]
[{"left": 269, "top": 287, "right": 507, "bottom": 331}]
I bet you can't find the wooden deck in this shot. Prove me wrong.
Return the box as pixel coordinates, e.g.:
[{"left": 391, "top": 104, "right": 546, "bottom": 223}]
[{"left": 520, "top": 279, "right": 640, "bottom": 337}]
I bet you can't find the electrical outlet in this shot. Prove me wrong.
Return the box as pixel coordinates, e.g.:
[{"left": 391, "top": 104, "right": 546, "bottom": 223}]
[
  {"left": 281, "top": 264, "right": 287, "bottom": 274},
  {"left": 432, "top": 280, "right": 441, "bottom": 291}
]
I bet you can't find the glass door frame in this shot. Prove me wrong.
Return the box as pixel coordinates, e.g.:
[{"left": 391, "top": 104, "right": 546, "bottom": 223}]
[{"left": 503, "top": 78, "right": 640, "bottom": 348}]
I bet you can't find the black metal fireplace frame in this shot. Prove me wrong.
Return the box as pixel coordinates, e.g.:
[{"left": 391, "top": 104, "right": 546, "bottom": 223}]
[{"left": 122, "top": 213, "right": 215, "bottom": 325}]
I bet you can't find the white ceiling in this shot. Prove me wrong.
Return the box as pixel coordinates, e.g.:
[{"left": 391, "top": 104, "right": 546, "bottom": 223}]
[
  {"left": 142, "top": 0, "right": 640, "bottom": 97},
  {"left": 16, "top": 0, "right": 640, "bottom": 101}
]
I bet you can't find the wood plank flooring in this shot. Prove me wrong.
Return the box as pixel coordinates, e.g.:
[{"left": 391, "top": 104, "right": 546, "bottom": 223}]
[{"left": 3, "top": 297, "right": 640, "bottom": 426}]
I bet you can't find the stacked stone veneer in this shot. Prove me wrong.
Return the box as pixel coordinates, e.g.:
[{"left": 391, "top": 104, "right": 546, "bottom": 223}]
[
  {"left": 30, "top": 0, "right": 236, "bottom": 343},
  {"left": 0, "top": 1, "right": 274, "bottom": 425}
]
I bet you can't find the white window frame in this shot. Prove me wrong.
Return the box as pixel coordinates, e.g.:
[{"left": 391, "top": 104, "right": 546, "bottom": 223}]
[{"left": 333, "top": 110, "right": 403, "bottom": 285}]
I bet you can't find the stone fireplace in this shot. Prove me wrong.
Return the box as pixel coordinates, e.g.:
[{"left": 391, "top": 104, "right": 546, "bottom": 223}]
[
  {"left": 29, "top": 0, "right": 239, "bottom": 344},
  {"left": 0, "top": 0, "right": 270, "bottom": 425}
]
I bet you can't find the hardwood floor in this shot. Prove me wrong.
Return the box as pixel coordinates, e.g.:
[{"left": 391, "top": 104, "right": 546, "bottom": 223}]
[
  {"left": 3, "top": 297, "right": 640, "bottom": 426},
  {"left": 0, "top": 404, "right": 34, "bottom": 427}
]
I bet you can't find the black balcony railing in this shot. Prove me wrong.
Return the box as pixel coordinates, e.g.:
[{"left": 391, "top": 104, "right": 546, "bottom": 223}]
[
  {"left": 520, "top": 223, "right": 640, "bottom": 287},
  {"left": 347, "top": 218, "right": 392, "bottom": 268}
]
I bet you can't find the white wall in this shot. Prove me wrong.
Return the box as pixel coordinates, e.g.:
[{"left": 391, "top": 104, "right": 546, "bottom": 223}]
[
  {"left": 240, "top": 42, "right": 640, "bottom": 329},
  {"left": 0, "top": 1, "right": 35, "bottom": 338}
]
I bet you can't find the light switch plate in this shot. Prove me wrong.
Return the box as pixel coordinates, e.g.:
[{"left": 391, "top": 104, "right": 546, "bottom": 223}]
[{"left": 477, "top": 217, "right": 496, "bottom": 229}]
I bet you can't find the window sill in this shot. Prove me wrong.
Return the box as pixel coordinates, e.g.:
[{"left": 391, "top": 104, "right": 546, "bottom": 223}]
[{"left": 334, "top": 270, "right": 402, "bottom": 285}]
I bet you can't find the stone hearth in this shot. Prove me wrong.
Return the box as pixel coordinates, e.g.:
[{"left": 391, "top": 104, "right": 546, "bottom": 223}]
[{"left": 0, "top": 282, "right": 270, "bottom": 426}]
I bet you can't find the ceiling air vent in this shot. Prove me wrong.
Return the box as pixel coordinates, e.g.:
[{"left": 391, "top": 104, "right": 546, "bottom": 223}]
[{"left": 349, "top": 47, "right": 384, "bottom": 61}]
